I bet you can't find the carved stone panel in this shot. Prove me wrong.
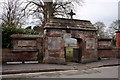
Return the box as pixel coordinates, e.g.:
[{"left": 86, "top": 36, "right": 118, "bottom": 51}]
[
  {"left": 49, "top": 51, "right": 60, "bottom": 57},
  {"left": 86, "top": 38, "right": 95, "bottom": 49},
  {"left": 98, "top": 41, "right": 112, "bottom": 49},
  {"left": 18, "top": 40, "right": 36, "bottom": 47},
  {"left": 63, "top": 34, "right": 71, "bottom": 39},
  {"left": 13, "top": 40, "right": 37, "bottom": 51},
  {"left": 48, "top": 37, "right": 62, "bottom": 50}
]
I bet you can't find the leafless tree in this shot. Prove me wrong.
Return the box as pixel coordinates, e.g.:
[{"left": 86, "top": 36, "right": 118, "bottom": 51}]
[
  {"left": 106, "top": 20, "right": 120, "bottom": 38},
  {"left": 94, "top": 21, "right": 107, "bottom": 38},
  {"left": 23, "top": 0, "right": 83, "bottom": 27},
  {"left": 0, "top": 0, "right": 26, "bottom": 28}
]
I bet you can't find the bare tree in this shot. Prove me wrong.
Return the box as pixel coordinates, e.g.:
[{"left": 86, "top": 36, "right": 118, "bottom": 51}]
[
  {"left": 106, "top": 20, "right": 120, "bottom": 38},
  {"left": 94, "top": 21, "right": 107, "bottom": 38},
  {"left": 23, "top": 0, "right": 83, "bottom": 27},
  {"left": 110, "top": 20, "right": 120, "bottom": 31},
  {"left": 0, "top": 0, "right": 26, "bottom": 28}
]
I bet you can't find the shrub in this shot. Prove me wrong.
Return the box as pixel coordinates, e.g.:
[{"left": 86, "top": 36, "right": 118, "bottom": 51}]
[
  {"left": 1, "top": 24, "right": 40, "bottom": 48},
  {"left": 112, "top": 38, "right": 116, "bottom": 46}
]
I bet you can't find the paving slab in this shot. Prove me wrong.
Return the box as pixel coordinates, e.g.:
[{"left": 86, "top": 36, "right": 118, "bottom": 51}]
[{"left": 1, "top": 58, "right": 120, "bottom": 74}]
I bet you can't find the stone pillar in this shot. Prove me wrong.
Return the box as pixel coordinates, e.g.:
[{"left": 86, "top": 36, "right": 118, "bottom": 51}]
[
  {"left": 116, "top": 31, "right": 120, "bottom": 47},
  {"left": 116, "top": 31, "right": 120, "bottom": 58},
  {"left": 43, "top": 33, "right": 65, "bottom": 64}
]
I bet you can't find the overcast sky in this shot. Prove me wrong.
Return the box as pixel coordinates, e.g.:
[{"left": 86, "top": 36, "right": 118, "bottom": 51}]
[
  {"left": 74, "top": 0, "right": 119, "bottom": 27},
  {"left": 0, "top": 0, "right": 119, "bottom": 27}
]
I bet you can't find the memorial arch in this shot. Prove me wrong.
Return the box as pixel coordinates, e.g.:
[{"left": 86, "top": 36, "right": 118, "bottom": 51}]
[{"left": 43, "top": 18, "right": 98, "bottom": 64}]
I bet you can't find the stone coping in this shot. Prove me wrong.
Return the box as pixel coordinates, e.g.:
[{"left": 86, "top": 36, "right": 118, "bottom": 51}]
[
  {"left": 111, "top": 47, "right": 120, "bottom": 50},
  {"left": 11, "top": 34, "right": 42, "bottom": 39},
  {"left": 98, "top": 38, "right": 112, "bottom": 41},
  {"left": 44, "top": 26, "right": 97, "bottom": 31},
  {"left": 11, "top": 49, "right": 38, "bottom": 52},
  {"left": 51, "top": 18, "right": 91, "bottom": 22}
]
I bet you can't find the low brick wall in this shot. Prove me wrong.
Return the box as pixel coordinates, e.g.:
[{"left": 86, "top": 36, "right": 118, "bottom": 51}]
[
  {"left": 97, "top": 38, "right": 120, "bottom": 58},
  {"left": 2, "top": 49, "right": 38, "bottom": 62},
  {"left": 98, "top": 49, "right": 119, "bottom": 58},
  {"left": 2, "top": 34, "right": 43, "bottom": 63}
]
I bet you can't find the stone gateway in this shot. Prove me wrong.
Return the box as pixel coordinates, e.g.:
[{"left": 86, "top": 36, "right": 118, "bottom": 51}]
[{"left": 43, "top": 18, "right": 98, "bottom": 64}]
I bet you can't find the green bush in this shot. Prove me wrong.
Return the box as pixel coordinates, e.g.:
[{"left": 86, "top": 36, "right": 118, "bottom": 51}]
[
  {"left": 66, "top": 48, "right": 73, "bottom": 58},
  {"left": 1, "top": 24, "right": 40, "bottom": 48},
  {"left": 112, "top": 38, "right": 116, "bottom": 46}
]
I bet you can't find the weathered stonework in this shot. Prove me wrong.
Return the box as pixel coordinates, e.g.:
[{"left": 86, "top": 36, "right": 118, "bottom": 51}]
[
  {"left": 116, "top": 31, "right": 120, "bottom": 47},
  {"left": 43, "top": 18, "right": 98, "bottom": 64},
  {"left": 2, "top": 49, "right": 38, "bottom": 62},
  {"left": 98, "top": 38, "right": 112, "bottom": 49},
  {"left": 43, "top": 33, "right": 65, "bottom": 64},
  {"left": 2, "top": 34, "right": 43, "bottom": 62},
  {"left": 98, "top": 38, "right": 120, "bottom": 58}
]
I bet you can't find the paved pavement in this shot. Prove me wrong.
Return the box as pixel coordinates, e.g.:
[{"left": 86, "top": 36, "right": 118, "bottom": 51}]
[
  {"left": 1, "top": 58, "right": 120, "bottom": 74},
  {"left": 2, "top": 66, "right": 119, "bottom": 78},
  {"left": 60, "top": 66, "right": 119, "bottom": 78}
]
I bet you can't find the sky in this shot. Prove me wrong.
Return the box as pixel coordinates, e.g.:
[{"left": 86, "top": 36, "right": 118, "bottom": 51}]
[
  {"left": 74, "top": 0, "right": 119, "bottom": 27},
  {"left": 0, "top": 0, "right": 119, "bottom": 27}
]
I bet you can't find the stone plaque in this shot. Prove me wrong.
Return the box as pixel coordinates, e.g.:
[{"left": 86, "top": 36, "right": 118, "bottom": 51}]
[
  {"left": 63, "top": 34, "right": 71, "bottom": 38},
  {"left": 98, "top": 41, "right": 111, "bottom": 48},
  {"left": 18, "top": 40, "right": 36, "bottom": 47},
  {"left": 86, "top": 38, "right": 95, "bottom": 49},
  {"left": 48, "top": 37, "right": 62, "bottom": 50},
  {"left": 49, "top": 53, "right": 60, "bottom": 57}
]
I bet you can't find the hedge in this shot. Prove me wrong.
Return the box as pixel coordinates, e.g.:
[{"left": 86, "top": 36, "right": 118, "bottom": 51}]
[{"left": 1, "top": 24, "right": 40, "bottom": 48}]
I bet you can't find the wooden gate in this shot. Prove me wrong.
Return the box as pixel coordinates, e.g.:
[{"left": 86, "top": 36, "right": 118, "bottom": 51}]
[{"left": 73, "top": 48, "right": 82, "bottom": 62}]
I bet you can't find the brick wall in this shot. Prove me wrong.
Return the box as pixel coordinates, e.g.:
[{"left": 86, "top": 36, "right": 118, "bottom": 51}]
[
  {"left": 2, "top": 49, "right": 38, "bottom": 62},
  {"left": 98, "top": 38, "right": 120, "bottom": 58},
  {"left": 2, "top": 34, "right": 43, "bottom": 62},
  {"left": 116, "top": 31, "right": 120, "bottom": 47},
  {"left": 98, "top": 49, "right": 119, "bottom": 58}
]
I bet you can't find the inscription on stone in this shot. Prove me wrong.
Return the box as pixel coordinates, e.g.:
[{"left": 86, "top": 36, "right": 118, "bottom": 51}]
[
  {"left": 63, "top": 34, "right": 71, "bottom": 38},
  {"left": 49, "top": 53, "right": 60, "bottom": 57},
  {"left": 18, "top": 40, "right": 36, "bottom": 47},
  {"left": 48, "top": 37, "right": 62, "bottom": 50},
  {"left": 98, "top": 41, "right": 111, "bottom": 48},
  {"left": 86, "top": 38, "right": 95, "bottom": 49}
]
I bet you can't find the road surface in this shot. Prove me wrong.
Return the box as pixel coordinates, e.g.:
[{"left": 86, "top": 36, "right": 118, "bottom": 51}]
[{"left": 1, "top": 66, "right": 119, "bottom": 78}]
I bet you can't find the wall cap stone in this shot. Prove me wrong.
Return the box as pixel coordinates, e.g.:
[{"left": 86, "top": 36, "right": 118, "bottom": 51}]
[
  {"left": 98, "top": 38, "right": 112, "bottom": 41},
  {"left": 11, "top": 34, "right": 42, "bottom": 39}
]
